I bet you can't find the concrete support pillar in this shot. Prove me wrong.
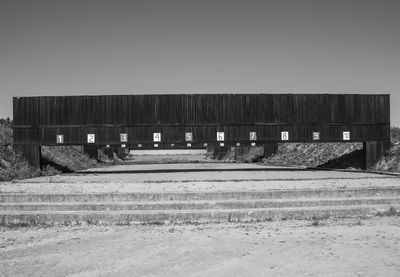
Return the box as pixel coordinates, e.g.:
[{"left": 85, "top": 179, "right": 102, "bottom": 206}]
[
  {"left": 104, "top": 147, "right": 114, "bottom": 159},
  {"left": 263, "top": 143, "right": 279, "bottom": 158},
  {"left": 14, "top": 144, "right": 42, "bottom": 169},
  {"left": 363, "top": 141, "right": 390, "bottom": 170},
  {"left": 83, "top": 145, "right": 99, "bottom": 160},
  {"left": 114, "top": 147, "right": 128, "bottom": 160},
  {"left": 206, "top": 145, "right": 228, "bottom": 160}
]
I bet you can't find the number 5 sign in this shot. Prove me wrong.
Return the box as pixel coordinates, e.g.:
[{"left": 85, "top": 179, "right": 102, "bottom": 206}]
[
  {"left": 185, "top": 132, "right": 193, "bottom": 142},
  {"left": 217, "top": 132, "right": 224, "bottom": 141}
]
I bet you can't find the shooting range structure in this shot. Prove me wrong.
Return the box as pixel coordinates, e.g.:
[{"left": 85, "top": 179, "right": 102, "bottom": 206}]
[{"left": 13, "top": 94, "right": 390, "bottom": 169}]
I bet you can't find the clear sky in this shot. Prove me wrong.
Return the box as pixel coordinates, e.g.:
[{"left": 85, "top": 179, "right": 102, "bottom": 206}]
[{"left": 0, "top": 0, "right": 399, "bottom": 126}]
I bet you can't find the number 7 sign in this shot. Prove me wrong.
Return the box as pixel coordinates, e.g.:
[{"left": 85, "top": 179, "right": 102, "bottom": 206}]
[{"left": 249, "top": 132, "right": 257, "bottom": 141}]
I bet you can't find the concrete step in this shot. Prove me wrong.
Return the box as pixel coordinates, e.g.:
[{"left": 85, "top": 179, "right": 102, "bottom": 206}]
[
  {"left": 2, "top": 186, "right": 400, "bottom": 202},
  {"left": 1, "top": 197, "right": 400, "bottom": 211},
  {"left": 1, "top": 205, "right": 399, "bottom": 226}
]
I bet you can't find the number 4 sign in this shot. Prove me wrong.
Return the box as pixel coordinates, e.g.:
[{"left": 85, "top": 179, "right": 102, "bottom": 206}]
[{"left": 153, "top": 133, "right": 161, "bottom": 142}]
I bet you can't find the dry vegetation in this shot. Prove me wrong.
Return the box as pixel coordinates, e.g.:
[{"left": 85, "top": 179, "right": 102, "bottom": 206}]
[
  {"left": 372, "top": 127, "right": 400, "bottom": 172},
  {"left": 41, "top": 146, "right": 99, "bottom": 172},
  {"left": 263, "top": 143, "right": 363, "bottom": 168}
]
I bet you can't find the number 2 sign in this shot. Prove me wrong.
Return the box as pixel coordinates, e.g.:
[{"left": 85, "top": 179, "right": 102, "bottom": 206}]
[{"left": 87, "top": 134, "right": 95, "bottom": 143}]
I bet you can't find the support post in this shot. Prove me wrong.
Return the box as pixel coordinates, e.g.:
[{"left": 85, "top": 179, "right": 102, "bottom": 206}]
[
  {"left": 104, "top": 147, "right": 114, "bottom": 159},
  {"left": 363, "top": 141, "right": 390, "bottom": 170},
  {"left": 263, "top": 143, "right": 278, "bottom": 158},
  {"left": 14, "top": 144, "right": 42, "bottom": 169},
  {"left": 114, "top": 147, "right": 128, "bottom": 160},
  {"left": 206, "top": 145, "right": 228, "bottom": 160},
  {"left": 83, "top": 145, "right": 99, "bottom": 160}
]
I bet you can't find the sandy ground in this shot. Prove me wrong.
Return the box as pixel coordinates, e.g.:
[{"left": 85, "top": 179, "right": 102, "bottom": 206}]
[
  {"left": 0, "top": 217, "right": 399, "bottom": 277},
  {"left": 1, "top": 164, "right": 399, "bottom": 194},
  {"left": 1, "top": 162, "right": 400, "bottom": 276}
]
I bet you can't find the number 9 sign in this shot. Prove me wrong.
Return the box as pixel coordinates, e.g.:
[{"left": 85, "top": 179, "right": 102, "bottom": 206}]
[{"left": 217, "top": 132, "right": 224, "bottom": 141}]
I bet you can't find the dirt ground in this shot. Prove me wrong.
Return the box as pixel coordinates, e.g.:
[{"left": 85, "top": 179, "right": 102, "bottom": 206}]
[
  {"left": 1, "top": 217, "right": 400, "bottom": 277},
  {"left": 1, "top": 164, "right": 399, "bottom": 194}
]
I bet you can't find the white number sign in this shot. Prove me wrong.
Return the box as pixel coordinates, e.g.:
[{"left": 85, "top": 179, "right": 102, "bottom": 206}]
[
  {"left": 120, "top": 133, "right": 128, "bottom": 143},
  {"left": 313, "top": 132, "right": 320, "bottom": 141},
  {"left": 281, "top": 131, "right": 289, "bottom": 141},
  {"left": 153, "top": 132, "right": 161, "bottom": 142},
  {"left": 343, "top": 131, "right": 350, "bottom": 141},
  {"left": 56, "top": 135, "right": 64, "bottom": 144},
  {"left": 217, "top": 132, "right": 225, "bottom": 141},
  {"left": 185, "top": 132, "right": 193, "bottom": 142},
  {"left": 249, "top": 132, "right": 257, "bottom": 141},
  {"left": 87, "top": 134, "right": 95, "bottom": 143}
]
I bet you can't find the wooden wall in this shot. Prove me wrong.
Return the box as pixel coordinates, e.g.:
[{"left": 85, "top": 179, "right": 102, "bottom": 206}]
[{"left": 13, "top": 94, "right": 390, "bottom": 148}]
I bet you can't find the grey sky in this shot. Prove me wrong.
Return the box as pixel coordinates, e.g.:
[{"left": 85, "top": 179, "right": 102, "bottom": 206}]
[{"left": 0, "top": 0, "right": 399, "bottom": 125}]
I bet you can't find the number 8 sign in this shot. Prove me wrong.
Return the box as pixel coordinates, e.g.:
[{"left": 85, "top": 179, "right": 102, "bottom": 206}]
[{"left": 281, "top": 131, "right": 289, "bottom": 141}]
